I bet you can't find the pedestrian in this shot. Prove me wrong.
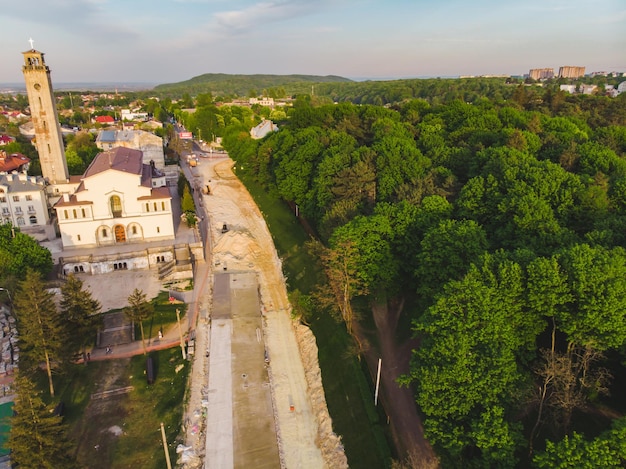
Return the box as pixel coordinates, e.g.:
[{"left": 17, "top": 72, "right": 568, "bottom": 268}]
[{"left": 87, "top": 352, "right": 91, "bottom": 361}]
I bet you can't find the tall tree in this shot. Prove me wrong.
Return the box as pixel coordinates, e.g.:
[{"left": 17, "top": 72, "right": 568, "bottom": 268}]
[
  {"left": 14, "top": 269, "right": 64, "bottom": 397},
  {"left": 310, "top": 238, "right": 367, "bottom": 343},
  {"left": 8, "top": 371, "right": 77, "bottom": 469},
  {"left": 124, "top": 289, "right": 154, "bottom": 355},
  {"left": 59, "top": 274, "right": 102, "bottom": 361}
]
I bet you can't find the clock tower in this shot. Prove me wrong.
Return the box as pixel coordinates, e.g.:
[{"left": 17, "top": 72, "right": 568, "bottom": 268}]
[{"left": 22, "top": 43, "right": 69, "bottom": 184}]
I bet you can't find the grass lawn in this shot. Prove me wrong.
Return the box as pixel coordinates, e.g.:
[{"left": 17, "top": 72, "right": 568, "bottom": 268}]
[
  {"left": 53, "top": 347, "right": 189, "bottom": 468},
  {"left": 134, "top": 291, "right": 189, "bottom": 342},
  {"left": 237, "top": 171, "right": 393, "bottom": 468}
]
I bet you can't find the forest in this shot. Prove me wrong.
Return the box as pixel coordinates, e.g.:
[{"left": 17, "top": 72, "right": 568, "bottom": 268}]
[{"left": 221, "top": 87, "right": 626, "bottom": 468}]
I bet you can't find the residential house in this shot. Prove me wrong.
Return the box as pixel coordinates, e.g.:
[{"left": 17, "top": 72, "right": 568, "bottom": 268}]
[{"left": 0, "top": 152, "right": 30, "bottom": 173}]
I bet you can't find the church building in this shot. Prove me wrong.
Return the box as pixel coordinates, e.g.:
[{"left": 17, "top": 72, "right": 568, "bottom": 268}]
[{"left": 54, "top": 147, "right": 174, "bottom": 249}]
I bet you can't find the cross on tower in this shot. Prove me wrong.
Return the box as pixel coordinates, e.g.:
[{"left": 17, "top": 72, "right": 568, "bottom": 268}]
[{"left": 28, "top": 38, "right": 34, "bottom": 49}]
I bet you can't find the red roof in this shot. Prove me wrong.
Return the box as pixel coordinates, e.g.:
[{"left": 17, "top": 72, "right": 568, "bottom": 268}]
[
  {"left": 0, "top": 152, "right": 30, "bottom": 172},
  {"left": 95, "top": 116, "right": 115, "bottom": 124},
  {"left": 0, "top": 135, "right": 14, "bottom": 145}
]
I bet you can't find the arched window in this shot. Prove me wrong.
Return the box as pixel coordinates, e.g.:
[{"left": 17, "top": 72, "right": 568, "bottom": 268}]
[
  {"left": 132, "top": 225, "right": 137, "bottom": 235},
  {"left": 29, "top": 216, "right": 37, "bottom": 225},
  {"left": 17, "top": 217, "right": 25, "bottom": 226},
  {"left": 110, "top": 195, "right": 122, "bottom": 217}
]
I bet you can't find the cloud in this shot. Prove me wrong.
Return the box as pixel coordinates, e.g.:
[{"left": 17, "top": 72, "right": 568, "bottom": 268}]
[{"left": 212, "top": 0, "right": 319, "bottom": 32}]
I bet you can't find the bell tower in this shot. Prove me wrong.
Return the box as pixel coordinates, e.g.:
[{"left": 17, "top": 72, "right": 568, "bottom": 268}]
[{"left": 22, "top": 41, "right": 69, "bottom": 184}]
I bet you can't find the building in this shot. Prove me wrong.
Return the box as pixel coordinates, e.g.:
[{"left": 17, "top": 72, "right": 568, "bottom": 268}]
[
  {"left": 0, "top": 152, "right": 30, "bottom": 173},
  {"left": 0, "top": 135, "right": 15, "bottom": 146},
  {"left": 558, "top": 66, "right": 586, "bottom": 78},
  {"left": 54, "top": 147, "right": 174, "bottom": 249},
  {"left": 121, "top": 109, "right": 148, "bottom": 121},
  {"left": 249, "top": 97, "right": 275, "bottom": 107},
  {"left": 250, "top": 120, "right": 278, "bottom": 139},
  {"left": 94, "top": 115, "right": 115, "bottom": 125},
  {"left": 0, "top": 172, "right": 50, "bottom": 229},
  {"left": 21, "top": 47, "right": 69, "bottom": 184},
  {"left": 96, "top": 130, "right": 165, "bottom": 168},
  {"left": 529, "top": 68, "right": 554, "bottom": 80}
]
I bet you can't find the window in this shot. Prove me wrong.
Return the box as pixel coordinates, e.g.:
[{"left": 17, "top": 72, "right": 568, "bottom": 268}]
[
  {"left": 109, "top": 195, "right": 122, "bottom": 217},
  {"left": 26, "top": 195, "right": 32, "bottom": 201},
  {"left": 153, "top": 202, "right": 157, "bottom": 211},
  {"left": 132, "top": 226, "right": 137, "bottom": 235},
  {"left": 81, "top": 208, "right": 86, "bottom": 217},
  {"left": 17, "top": 217, "right": 24, "bottom": 226},
  {"left": 27, "top": 205, "right": 35, "bottom": 213},
  {"left": 102, "top": 228, "right": 108, "bottom": 238},
  {"left": 145, "top": 203, "right": 150, "bottom": 212},
  {"left": 29, "top": 216, "right": 37, "bottom": 225},
  {"left": 0, "top": 197, "right": 5, "bottom": 203},
  {"left": 77, "top": 234, "right": 81, "bottom": 241},
  {"left": 2, "top": 208, "right": 9, "bottom": 215},
  {"left": 156, "top": 227, "right": 160, "bottom": 233},
  {"left": 72, "top": 209, "right": 77, "bottom": 218},
  {"left": 12, "top": 196, "right": 19, "bottom": 202},
  {"left": 15, "top": 207, "right": 22, "bottom": 214},
  {"left": 161, "top": 201, "right": 166, "bottom": 211},
  {"left": 64, "top": 209, "right": 68, "bottom": 219}
]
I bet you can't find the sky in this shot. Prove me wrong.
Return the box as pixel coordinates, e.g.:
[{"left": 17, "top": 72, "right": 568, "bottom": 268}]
[{"left": 1, "top": 0, "right": 625, "bottom": 85}]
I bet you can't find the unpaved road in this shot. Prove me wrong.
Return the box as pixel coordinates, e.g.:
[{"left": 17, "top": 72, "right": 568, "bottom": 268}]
[{"left": 181, "top": 156, "right": 347, "bottom": 468}]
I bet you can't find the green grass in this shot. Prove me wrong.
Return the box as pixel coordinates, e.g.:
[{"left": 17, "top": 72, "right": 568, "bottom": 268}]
[
  {"left": 134, "top": 291, "right": 189, "bottom": 341},
  {"left": 113, "top": 349, "right": 189, "bottom": 468},
  {"left": 238, "top": 171, "right": 392, "bottom": 468},
  {"left": 52, "top": 347, "right": 189, "bottom": 468}
]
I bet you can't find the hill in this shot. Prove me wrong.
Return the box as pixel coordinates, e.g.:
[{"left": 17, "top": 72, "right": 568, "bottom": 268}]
[{"left": 153, "top": 73, "right": 352, "bottom": 98}]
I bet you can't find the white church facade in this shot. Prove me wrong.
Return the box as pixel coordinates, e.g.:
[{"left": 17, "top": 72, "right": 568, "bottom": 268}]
[{"left": 54, "top": 147, "right": 174, "bottom": 249}]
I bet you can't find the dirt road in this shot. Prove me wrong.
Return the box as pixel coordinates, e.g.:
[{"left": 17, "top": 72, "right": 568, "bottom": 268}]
[{"left": 182, "top": 156, "right": 347, "bottom": 468}]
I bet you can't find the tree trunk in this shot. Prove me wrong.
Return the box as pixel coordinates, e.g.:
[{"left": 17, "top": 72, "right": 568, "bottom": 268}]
[{"left": 44, "top": 349, "right": 55, "bottom": 397}]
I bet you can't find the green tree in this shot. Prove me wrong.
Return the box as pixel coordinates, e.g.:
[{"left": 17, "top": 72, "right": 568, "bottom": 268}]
[
  {"left": 310, "top": 238, "right": 367, "bottom": 343},
  {"left": 124, "top": 288, "right": 154, "bottom": 355},
  {"left": 14, "top": 269, "right": 64, "bottom": 397},
  {"left": 0, "top": 224, "right": 53, "bottom": 278},
  {"left": 181, "top": 184, "right": 195, "bottom": 214},
  {"left": 533, "top": 430, "right": 624, "bottom": 469},
  {"left": 403, "top": 261, "right": 530, "bottom": 467},
  {"left": 8, "top": 371, "right": 77, "bottom": 469},
  {"left": 59, "top": 274, "right": 102, "bottom": 361},
  {"left": 414, "top": 219, "right": 488, "bottom": 305}
]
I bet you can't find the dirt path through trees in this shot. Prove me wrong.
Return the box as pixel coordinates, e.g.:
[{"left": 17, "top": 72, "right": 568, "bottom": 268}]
[{"left": 365, "top": 301, "right": 438, "bottom": 468}]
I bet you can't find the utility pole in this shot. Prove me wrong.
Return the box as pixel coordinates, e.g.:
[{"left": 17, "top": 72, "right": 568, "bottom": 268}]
[
  {"left": 176, "top": 308, "right": 186, "bottom": 360},
  {"left": 160, "top": 422, "right": 172, "bottom": 469}
]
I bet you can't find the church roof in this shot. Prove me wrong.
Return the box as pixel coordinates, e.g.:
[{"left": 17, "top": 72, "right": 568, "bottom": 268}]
[{"left": 84, "top": 147, "right": 143, "bottom": 178}]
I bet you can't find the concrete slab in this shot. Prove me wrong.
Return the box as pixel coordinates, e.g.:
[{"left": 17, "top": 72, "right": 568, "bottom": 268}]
[
  {"left": 205, "top": 272, "right": 279, "bottom": 469},
  {"left": 206, "top": 318, "right": 234, "bottom": 469}
]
